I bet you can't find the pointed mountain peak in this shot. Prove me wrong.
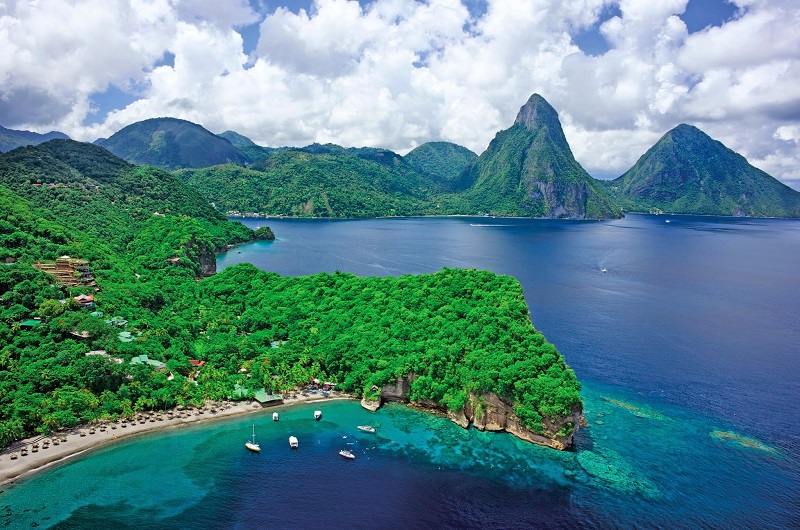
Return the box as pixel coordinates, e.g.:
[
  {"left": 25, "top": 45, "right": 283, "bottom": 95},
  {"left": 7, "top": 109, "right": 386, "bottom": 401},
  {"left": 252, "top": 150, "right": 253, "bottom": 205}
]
[
  {"left": 657, "top": 123, "right": 723, "bottom": 154},
  {"left": 514, "top": 93, "right": 560, "bottom": 130},
  {"left": 666, "top": 123, "right": 708, "bottom": 140}
]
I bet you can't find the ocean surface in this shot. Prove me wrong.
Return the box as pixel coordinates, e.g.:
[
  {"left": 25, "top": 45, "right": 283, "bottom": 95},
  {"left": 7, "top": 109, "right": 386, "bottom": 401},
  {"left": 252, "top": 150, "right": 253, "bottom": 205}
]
[{"left": 3, "top": 214, "right": 799, "bottom": 529}]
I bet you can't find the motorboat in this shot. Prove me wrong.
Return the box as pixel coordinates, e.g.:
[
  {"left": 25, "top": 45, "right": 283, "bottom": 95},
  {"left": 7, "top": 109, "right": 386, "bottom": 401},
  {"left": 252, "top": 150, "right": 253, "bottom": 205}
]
[
  {"left": 601, "top": 268, "right": 607, "bottom": 273},
  {"left": 273, "top": 412, "right": 279, "bottom": 421},
  {"left": 245, "top": 425, "right": 260, "bottom": 452},
  {"left": 314, "top": 410, "right": 322, "bottom": 421},
  {"left": 339, "top": 449, "right": 355, "bottom": 459},
  {"left": 289, "top": 436, "right": 298, "bottom": 449},
  {"left": 357, "top": 425, "right": 376, "bottom": 433}
]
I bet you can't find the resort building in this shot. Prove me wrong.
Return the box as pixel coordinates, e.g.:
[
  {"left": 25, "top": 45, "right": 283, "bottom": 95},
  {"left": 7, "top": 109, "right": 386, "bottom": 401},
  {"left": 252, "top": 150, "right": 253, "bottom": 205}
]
[{"left": 33, "top": 256, "right": 96, "bottom": 287}]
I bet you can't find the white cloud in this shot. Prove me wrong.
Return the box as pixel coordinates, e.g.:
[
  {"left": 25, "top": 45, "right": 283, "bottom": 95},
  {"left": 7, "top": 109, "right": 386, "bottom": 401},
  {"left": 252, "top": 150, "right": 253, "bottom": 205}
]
[{"left": 1, "top": 0, "right": 799, "bottom": 187}]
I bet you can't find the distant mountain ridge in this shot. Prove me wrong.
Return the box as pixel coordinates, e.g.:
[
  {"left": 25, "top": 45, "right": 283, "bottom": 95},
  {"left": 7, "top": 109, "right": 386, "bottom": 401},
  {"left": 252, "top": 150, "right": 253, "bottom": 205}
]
[
  {"left": 176, "top": 144, "right": 451, "bottom": 218},
  {"left": 0, "top": 125, "right": 70, "bottom": 152},
  {"left": 461, "top": 94, "right": 622, "bottom": 219},
  {"left": 26, "top": 93, "right": 793, "bottom": 219},
  {"left": 604, "top": 124, "right": 800, "bottom": 218},
  {"left": 97, "top": 117, "right": 246, "bottom": 170},
  {"left": 217, "top": 131, "right": 277, "bottom": 163}
]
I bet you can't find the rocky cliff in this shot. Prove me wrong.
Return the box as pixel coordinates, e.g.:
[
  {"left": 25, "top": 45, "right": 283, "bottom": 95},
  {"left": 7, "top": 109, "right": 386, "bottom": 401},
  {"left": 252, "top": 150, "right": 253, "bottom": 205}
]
[{"left": 362, "top": 375, "right": 581, "bottom": 450}]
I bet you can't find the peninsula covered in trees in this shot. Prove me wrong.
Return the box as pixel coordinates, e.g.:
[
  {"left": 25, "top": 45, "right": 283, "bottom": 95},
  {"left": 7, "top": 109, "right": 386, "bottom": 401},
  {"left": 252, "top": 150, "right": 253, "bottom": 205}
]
[{"left": 0, "top": 139, "right": 581, "bottom": 450}]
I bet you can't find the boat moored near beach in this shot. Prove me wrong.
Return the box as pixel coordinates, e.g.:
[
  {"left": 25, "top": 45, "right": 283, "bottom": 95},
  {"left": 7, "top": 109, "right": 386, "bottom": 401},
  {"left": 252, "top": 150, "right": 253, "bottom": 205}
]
[
  {"left": 245, "top": 425, "right": 260, "bottom": 453},
  {"left": 289, "top": 436, "right": 298, "bottom": 449},
  {"left": 273, "top": 412, "right": 279, "bottom": 421},
  {"left": 314, "top": 410, "right": 322, "bottom": 421}
]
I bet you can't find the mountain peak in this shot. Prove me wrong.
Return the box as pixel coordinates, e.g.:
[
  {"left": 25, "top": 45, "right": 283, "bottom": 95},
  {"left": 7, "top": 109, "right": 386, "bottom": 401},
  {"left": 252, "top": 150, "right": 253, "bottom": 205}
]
[
  {"left": 608, "top": 123, "right": 800, "bottom": 217},
  {"left": 97, "top": 117, "right": 247, "bottom": 170},
  {"left": 514, "top": 93, "right": 560, "bottom": 131}
]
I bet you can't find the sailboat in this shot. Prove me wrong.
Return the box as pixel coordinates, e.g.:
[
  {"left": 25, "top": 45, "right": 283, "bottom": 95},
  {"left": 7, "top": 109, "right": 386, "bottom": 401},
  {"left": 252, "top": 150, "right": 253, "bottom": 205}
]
[{"left": 245, "top": 425, "right": 261, "bottom": 452}]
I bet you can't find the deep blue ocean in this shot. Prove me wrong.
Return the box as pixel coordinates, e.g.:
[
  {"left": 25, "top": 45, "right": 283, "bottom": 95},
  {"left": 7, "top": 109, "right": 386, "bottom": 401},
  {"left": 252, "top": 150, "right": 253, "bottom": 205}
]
[{"left": 2, "top": 214, "right": 799, "bottom": 528}]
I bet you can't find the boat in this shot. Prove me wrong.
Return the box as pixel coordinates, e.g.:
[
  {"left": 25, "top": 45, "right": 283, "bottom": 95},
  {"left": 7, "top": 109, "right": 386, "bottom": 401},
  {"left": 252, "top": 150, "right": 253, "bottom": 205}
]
[
  {"left": 245, "top": 425, "right": 260, "bottom": 452},
  {"left": 314, "top": 410, "right": 322, "bottom": 421},
  {"left": 289, "top": 436, "right": 298, "bottom": 449},
  {"left": 601, "top": 268, "right": 607, "bottom": 273},
  {"left": 273, "top": 412, "right": 279, "bottom": 421},
  {"left": 357, "top": 425, "right": 376, "bottom": 433},
  {"left": 339, "top": 449, "right": 355, "bottom": 459}
]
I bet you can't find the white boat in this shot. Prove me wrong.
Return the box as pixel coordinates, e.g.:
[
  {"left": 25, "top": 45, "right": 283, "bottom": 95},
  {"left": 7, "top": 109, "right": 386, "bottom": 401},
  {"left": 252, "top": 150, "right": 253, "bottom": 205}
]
[
  {"left": 314, "top": 410, "right": 322, "bottom": 421},
  {"left": 273, "top": 412, "right": 279, "bottom": 421},
  {"left": 245, "top": 425, "right": 260, "bottom": 452},
  {"left": 601, "top": 268, "right": 607, "bottom": 273},
  {"left": 289, "top": 436, "right": 298, "bottom": 448},
  {"left": 339, "top": 449, "right": 355, "bottom": 459},
  {"left": 357, "top": 425, "right": 376, "bottom": 433}
]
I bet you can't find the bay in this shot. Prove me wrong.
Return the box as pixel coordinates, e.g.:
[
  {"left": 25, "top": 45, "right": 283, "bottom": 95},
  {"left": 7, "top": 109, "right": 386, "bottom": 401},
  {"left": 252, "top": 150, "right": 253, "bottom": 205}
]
[{"left": 2, "top": 214, "right": 799, "bottom": 528}]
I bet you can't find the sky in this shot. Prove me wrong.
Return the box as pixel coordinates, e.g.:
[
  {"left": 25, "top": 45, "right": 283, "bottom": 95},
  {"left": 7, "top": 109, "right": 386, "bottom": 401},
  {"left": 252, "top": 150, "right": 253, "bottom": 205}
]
[{"left": 1, "top": 0, "right": 799, "bottom": 189}]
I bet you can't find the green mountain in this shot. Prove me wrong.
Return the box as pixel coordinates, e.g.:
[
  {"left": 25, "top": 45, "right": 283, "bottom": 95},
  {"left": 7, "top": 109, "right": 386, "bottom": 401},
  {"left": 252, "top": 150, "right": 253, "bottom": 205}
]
[
  {"left": 177, "top": 146, "right": 452, "bottom": 218},
  {"left": 462, "top": 94, "right": 622, "bottom": 219},
  {"left": 604, "top": 124, "right": 800, "bottom": 217},
  {"left": 97, "top": 118, "right": 246, "bottom": 170},
  {"left": 0, "top": 125, "right": 69, "bottom": 152},
  {"left": 404, "top": 141, "right": 477, "bottom": 186},
  {"left": 0, "top": 139, "right": 259, "bottom": 273},
  {"left": 217, "top": 130, "right": 276, "bottom": 163}
]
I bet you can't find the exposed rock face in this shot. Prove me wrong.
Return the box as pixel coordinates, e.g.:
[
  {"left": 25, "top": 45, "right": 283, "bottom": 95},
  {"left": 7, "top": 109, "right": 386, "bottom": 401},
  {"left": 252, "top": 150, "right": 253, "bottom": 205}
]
[
  {"left": 359, "top": 376, "right": 581, "bottom": 450},
  {"left": 196, "top": 243, "right": 216, "bottom": 276},
  {"left": 176, "top": 236, "right": 217, "bottom": 277},
  {"left": 380, "top": 376, "right": 412, "bottom": 402},
  {"left": 360, "top": 398, "right": 380, "bottom": 412},
  {"left": 466, "top": 392, "right": 581, "bottom": 450}
]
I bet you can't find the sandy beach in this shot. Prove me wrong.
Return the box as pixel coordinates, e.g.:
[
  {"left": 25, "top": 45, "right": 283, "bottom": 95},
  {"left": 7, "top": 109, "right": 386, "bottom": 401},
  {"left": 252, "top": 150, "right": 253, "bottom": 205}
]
[{"left": 0, "top": 392, "right": 353, "bottom": 488}]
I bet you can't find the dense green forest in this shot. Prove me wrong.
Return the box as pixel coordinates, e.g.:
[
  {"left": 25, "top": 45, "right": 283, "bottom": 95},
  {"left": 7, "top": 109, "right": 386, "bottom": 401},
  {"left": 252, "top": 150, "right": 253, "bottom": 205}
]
[
  {"left": 177, "top": 147, "right": 472, "bottom": 218},
  {"left": 0, "top": 139, "right": 581, "bottom": 448},
  {"left": 395, "top": 141, "right": 477, "bottom": 185}
]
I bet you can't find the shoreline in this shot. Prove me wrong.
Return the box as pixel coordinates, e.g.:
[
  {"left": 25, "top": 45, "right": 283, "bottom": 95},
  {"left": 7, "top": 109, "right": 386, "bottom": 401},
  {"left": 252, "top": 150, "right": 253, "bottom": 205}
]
[{"left": 0, "top": 392, "right": 354, "bottom": 489}]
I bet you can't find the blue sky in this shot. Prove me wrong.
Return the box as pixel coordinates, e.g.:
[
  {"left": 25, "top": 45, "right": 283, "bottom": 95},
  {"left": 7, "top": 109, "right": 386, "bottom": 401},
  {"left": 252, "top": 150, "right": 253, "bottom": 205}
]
[{"left": 2, "top": 0, "right": 799, "bottom": 188}]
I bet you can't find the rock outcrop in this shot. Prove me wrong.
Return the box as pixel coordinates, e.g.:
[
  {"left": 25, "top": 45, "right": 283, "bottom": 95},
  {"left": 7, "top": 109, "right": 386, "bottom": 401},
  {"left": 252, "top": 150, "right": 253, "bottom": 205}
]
[{"left": 360, "top": 375, "right": 581, "bottom": 450}]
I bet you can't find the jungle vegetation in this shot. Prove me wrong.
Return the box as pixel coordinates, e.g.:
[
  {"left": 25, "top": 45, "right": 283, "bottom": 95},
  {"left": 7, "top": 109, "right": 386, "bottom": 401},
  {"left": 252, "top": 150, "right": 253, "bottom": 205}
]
[{"left": 0, "top": 140, "right": 580, "bottom": 447}]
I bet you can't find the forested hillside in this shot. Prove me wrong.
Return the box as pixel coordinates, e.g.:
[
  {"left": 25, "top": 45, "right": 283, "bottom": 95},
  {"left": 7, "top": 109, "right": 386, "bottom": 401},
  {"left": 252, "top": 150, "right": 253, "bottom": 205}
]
[
  {"left": 217, "top": 131, "right": 276, "bottom": 163},
  {"left": 177, "top": 147, "right": 461, "bottom": 217},
  {"left": 463, "top": 94, "right": 621, "bottom": 219},
  {"left": 604, "top": 124, "right": 800, "bottom": 217},
  {"left": 0, "top": 140, "right": 582, "bottom": 449},
  {"left": 404, "top": 141, "right": 477, "bottom": 185},
  {"left": 97, "top": 117, "right": 246, "bottom": 170}
]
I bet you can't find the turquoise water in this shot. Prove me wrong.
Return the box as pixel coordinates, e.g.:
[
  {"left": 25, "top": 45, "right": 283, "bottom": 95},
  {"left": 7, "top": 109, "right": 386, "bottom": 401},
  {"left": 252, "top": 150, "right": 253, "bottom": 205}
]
[
  {"left": 2, "top": 388, "right": 793, "bottom": 528},
  {"left": 3, "top": 214, "right": 799, "bottom": 528}
]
